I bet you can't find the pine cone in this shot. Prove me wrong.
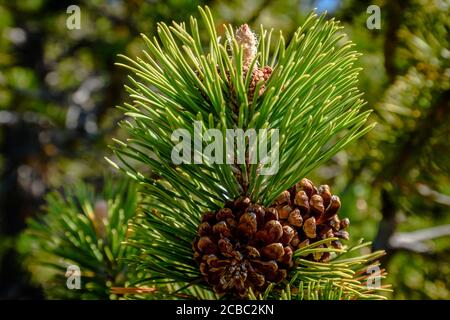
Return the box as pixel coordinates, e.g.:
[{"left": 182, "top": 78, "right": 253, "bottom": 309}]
[
  {"left": 193, "top": 178, "right": 349, "bottom": 297},
  {"left": 193, "top": 197, "right": 289, "bottom": 297},
  {"left": 271, "top": 178, "right": 350, "bottom": 262},
  {"left": 246, "top": 65, "right": 272, "bottom": 104}
]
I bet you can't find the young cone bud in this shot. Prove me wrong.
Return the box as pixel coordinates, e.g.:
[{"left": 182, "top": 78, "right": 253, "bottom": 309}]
[
  {"left": 234, "top": 24, "right": 273, "bottom": 103},
  {"left": 235, "top": 24, "right": 258, "bottom": 69}
]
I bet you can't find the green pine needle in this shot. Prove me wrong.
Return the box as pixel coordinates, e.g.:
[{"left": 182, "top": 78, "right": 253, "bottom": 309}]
[{"left": 111, "top": 6, "right": 374, "bottom": 208}]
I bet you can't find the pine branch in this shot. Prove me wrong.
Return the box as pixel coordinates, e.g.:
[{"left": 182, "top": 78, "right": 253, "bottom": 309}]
[
  {"left": 108, "top": 6, "right": 385, "bottom": 300},
  {"left": 19, "top": 177, "right": 138, "bottom": 299},
  {"left": 110, "top": 6, "right": 373, "bottom": 210}
]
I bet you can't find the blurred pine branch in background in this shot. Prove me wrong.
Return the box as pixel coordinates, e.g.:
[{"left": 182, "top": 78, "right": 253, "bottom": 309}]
[{"left": 18, "top": 177, "right": 137, "bottom": 299}]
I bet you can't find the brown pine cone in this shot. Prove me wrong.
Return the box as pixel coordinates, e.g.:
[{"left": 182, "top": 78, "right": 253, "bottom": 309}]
[
  {"left": 271, "top": 178, "right": 350, "bottom": 262},
  {"left": 193, "top": 197, "right": 289, "bottom": 297},
  {"left": 193, "top": 178, "right": 349, "bottom": 297},
  {"left": 247, "top": 65, "right": 273, "bottom": 104}
]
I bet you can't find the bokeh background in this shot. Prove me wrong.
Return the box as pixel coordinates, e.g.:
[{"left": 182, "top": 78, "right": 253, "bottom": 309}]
[{"left": 0, "top": 0, "right": 448, "bottom": 299}]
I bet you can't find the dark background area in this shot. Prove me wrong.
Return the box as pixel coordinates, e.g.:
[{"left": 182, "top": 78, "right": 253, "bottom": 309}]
[{"left": 0, "top": 0, "right": 449, "bottom": 299}]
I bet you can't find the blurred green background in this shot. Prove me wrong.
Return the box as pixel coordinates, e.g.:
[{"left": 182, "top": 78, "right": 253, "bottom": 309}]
[{"left": 0, "top": 0, "right": 448, "bottom": 299}]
